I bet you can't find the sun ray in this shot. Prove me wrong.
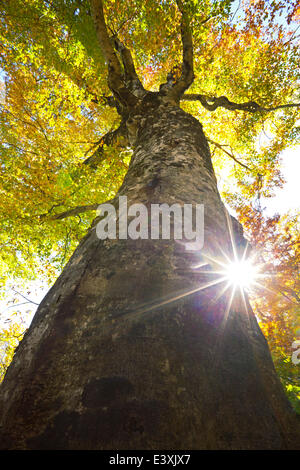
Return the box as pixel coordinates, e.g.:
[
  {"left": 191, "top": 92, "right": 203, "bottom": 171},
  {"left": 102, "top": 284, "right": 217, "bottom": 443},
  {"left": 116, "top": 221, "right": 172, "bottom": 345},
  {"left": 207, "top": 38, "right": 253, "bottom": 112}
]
[
  {"left": 210, "top": 280, "right": 233, "bottom": 305},
  {"left": 215, "top": 238, "right": 233, "bottom": 264},
  {"left": 240, "top": 286, "right": 252, "bottom": 327},
  {"left": 127, "top": 275, "right": 229, "bottom": 317},
  {"left": 191, "top": 261, "right": 209, "bottom": 269},
  {"left": 225, "top": 211, "right": 239, "bottom": 263},
  {"left": 201, "top": 252, "right": 230, "bottom": 270},
  {"left": 219, "top": 284, "right": 237, "bottom": 330}
]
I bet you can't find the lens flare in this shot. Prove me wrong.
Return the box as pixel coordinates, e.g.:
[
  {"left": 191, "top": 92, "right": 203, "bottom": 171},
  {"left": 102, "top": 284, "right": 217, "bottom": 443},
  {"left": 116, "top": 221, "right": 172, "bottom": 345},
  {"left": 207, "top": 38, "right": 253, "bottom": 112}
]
[{"left": 224, "top": 259, "right": 258, "bottom": 289}]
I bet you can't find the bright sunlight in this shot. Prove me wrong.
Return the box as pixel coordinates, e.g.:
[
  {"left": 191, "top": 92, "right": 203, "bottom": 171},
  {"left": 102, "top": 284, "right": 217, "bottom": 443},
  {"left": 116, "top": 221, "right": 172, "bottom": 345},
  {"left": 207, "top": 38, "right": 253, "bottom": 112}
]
[{"left": 224, "top": 259, "right": 258, "bottom": 289}]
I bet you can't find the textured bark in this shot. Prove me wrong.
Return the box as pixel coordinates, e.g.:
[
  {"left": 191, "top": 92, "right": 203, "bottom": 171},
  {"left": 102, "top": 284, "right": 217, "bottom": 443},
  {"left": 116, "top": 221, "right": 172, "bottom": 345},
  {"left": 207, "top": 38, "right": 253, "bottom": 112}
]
[{"left": 0, "top": 97, "right": 299, "bottom": 450}]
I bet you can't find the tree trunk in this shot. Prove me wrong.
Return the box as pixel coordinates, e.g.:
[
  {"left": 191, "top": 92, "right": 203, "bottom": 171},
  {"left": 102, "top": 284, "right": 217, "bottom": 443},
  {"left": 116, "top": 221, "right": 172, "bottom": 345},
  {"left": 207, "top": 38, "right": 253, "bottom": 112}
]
[{"left": 0, "top": 98, "right": 299, "bottom": 449}]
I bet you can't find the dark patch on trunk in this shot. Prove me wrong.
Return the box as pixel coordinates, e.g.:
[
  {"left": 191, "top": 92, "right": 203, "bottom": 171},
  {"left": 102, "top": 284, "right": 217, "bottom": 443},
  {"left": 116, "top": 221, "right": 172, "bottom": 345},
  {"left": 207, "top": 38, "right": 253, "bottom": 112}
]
[
  {"left": 82, "top": 376, "right": 135, "bottom": 408},
  {"left": 27, "top": 399, "right": 171, "bottom": 450}
]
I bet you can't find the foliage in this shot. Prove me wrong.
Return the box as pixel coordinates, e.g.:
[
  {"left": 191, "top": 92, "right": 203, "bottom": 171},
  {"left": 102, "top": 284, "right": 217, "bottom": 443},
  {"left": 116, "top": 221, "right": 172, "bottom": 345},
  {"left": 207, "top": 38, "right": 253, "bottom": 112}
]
[{"left": 0, "top": 322, "right": 25, "bottom": 382}]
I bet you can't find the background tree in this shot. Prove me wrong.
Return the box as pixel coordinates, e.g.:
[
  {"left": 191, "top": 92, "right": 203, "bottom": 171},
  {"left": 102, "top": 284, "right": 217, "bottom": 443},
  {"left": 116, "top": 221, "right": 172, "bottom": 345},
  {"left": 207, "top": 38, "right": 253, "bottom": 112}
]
[
  {"left": 236, "top": 205, "right": 300, "bottom": 412},
  {"left": 0, "top": 0, "right": 299, "bottom": 449}
]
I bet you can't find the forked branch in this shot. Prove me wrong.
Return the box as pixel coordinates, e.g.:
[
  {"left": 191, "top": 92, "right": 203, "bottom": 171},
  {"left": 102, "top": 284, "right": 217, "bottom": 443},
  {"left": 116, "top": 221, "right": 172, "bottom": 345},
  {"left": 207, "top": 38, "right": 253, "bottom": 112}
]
[
  {"left": 90, "top": 0, "right": 138, "bottom": 108},
  {"left": 113, "top": 37, "right": 145, "bottom": 97},
  {"left": 165, "top": 0, "right": 194, "bottom": 101}
]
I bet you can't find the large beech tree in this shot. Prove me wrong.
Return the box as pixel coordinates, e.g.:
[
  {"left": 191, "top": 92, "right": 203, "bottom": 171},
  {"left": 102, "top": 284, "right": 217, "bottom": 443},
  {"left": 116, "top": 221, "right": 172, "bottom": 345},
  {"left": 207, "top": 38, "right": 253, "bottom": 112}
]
[{"left": 0, "top": 0, "right": 299, "bottom": 449}]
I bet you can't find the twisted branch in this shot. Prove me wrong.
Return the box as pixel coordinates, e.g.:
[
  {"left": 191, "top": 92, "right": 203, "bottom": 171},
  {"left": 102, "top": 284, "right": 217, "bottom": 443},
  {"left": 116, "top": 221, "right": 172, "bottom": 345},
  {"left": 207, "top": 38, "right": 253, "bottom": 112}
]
[{"left": 182, "top": 93, "right": 300, "bottom": 113}]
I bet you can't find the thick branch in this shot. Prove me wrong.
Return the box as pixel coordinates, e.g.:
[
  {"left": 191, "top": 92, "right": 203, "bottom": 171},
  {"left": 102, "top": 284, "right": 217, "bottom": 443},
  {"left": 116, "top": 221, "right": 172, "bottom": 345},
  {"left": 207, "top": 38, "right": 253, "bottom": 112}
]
[
  {"left": 83, "top": 120, "right": 128, "bottom": 169},
  {"left": 90, "top": 0, "right": 138, "bottom": 108},
  {"left": 175, "top": 0, "right": 194, "bottom": 93},
  {"left": 113, "top": 37, "right": 145, "bottom": 97},
  {"left": 182, "top": 93, "right": 300, "bottom": 113},
  {"left": 163, "top": 0, "right": 194, "bottom": 101}
]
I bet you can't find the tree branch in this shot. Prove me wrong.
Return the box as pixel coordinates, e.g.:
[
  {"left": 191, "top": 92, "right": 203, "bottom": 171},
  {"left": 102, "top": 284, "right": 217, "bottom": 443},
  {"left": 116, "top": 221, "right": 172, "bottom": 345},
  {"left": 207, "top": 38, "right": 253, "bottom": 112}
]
[
  {"left": 11, "top": 288, "right": 39, "bottom": 306},
  {"left": 113, "top": 37, "right": 145, "bottom": 97},
  {"left": 182, "top": 93, "right": 300, "bottom": 113},
  {"left": 90, "top": 0, "right": 138, "bottom": 108},
  {"left": 207, "top": 137, "right": 253, "bottom": 171},
  {"left": 48, "top": 204, "right": 99, "bottom": 221},
  {"left": 164, "top": 0, "right": 194, "bottom": 101},
  {"left": 99, "top": 95, "right": 117, "bottom": 107},
  {"left": 83, "top": 119, "right": 128, "bottom": 169}
]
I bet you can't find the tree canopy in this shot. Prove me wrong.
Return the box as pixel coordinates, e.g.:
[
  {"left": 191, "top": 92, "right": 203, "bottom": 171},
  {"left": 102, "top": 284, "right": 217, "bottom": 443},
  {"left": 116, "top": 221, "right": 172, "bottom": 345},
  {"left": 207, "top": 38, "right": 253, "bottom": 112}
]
[
  {"left": 0, "top": 0, "right": 299, "bottom": 403},
  {"left": 0, "top": 0, "right": 299, "bottom": 283}
]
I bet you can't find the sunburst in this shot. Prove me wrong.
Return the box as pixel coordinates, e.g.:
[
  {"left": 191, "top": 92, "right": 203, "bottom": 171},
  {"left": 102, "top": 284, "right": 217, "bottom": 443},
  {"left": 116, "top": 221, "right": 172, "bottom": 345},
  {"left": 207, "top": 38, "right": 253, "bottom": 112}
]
[{"left": 127, "top": 212, "right": 268, "bottom": 318}]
